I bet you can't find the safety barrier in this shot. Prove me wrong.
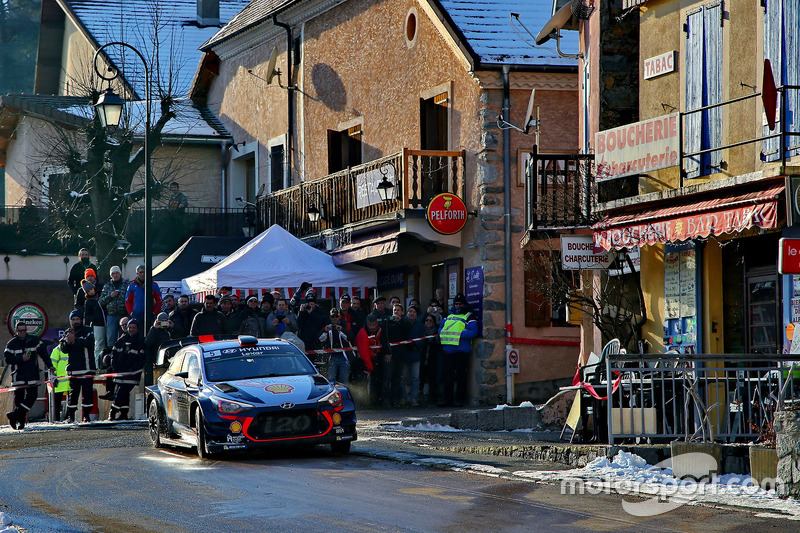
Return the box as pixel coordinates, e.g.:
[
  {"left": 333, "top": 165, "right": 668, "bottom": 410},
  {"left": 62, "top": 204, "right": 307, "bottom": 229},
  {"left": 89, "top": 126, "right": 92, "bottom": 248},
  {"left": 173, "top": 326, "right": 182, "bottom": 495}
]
[{"left": 603, "top": 353, "right": 800, "bottom": 445}]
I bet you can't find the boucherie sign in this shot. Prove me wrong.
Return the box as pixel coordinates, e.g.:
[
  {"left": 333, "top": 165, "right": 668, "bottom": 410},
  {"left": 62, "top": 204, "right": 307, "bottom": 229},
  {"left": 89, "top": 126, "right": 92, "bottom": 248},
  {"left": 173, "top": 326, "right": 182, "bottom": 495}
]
[
  {"left": 594, "top": 202, "right": 779, "bottom": 250},
  {"left": 426, "top": 193, "right": 467, "bottom": 235},
  {"left": 595, "top": 113, "right": 679, "bottom": 182}
]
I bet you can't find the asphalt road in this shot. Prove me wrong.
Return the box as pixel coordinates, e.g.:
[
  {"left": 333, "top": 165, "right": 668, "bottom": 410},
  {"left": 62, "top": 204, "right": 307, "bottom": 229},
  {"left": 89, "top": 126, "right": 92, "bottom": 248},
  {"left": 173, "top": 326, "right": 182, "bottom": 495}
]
[{"left": 0, "top": 423, "right": 797, "bottom": 532}]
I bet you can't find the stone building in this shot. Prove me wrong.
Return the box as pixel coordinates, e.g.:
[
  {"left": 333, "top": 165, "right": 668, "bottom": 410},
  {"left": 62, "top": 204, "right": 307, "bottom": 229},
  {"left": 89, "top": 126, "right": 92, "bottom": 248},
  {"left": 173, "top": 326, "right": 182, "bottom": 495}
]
[{"left": 191, "top": 0, "right": 581, "bottom": 404}]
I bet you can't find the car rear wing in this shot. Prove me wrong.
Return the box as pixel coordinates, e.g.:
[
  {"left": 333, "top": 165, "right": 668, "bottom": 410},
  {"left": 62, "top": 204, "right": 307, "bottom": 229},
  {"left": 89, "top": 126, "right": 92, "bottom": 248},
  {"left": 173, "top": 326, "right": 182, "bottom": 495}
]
[{"left": 155, "top": 334, "right": 240, "bottom": 366}]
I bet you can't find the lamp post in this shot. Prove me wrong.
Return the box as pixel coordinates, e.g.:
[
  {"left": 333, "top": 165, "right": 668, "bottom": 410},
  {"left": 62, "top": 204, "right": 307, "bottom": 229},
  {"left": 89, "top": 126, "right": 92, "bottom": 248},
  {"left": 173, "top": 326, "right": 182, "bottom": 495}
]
[{"left": 93, "top": 42, "right": 154, "bottom": 384}]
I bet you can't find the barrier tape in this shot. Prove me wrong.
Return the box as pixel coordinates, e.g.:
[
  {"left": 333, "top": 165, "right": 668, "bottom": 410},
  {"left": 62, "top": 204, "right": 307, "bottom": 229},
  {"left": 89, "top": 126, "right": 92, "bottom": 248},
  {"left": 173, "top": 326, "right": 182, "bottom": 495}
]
[{"left": 0, "top": 370, "right": 143, "bottom": 394}]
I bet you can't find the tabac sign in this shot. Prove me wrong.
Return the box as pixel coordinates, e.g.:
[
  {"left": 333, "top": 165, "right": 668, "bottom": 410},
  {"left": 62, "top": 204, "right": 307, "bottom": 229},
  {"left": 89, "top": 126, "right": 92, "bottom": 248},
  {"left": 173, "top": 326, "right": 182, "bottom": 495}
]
[
  {"left": 595, "top": 113, "right": 680, "bottom": 182},
  {"left": 426, "top": 193, "right": 468, "bottom": 235}
]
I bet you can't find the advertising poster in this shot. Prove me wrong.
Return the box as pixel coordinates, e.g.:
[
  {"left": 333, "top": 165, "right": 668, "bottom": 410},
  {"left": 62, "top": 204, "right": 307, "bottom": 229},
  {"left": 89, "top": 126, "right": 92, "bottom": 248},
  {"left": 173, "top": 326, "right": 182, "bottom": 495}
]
[{"left": 465, "top": 266, "right": 483, "bottom": 336}]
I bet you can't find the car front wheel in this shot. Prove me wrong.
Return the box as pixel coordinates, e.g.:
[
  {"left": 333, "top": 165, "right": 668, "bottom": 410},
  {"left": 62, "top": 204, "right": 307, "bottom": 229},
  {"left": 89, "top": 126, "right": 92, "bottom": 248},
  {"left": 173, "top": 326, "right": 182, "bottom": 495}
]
[
  {"left": 194, "top": 406, "right": 216, "bottom": 459},
  {"left": 148, "top": 399, "right": 164, "bottom": 448}
]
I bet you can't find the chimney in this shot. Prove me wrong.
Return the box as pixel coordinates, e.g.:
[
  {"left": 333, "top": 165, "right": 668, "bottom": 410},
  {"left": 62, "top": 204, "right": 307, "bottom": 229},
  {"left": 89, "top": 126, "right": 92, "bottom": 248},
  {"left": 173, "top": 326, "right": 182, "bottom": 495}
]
[{"left": 197, "top": 0, "right": 220, "bottom": 27}]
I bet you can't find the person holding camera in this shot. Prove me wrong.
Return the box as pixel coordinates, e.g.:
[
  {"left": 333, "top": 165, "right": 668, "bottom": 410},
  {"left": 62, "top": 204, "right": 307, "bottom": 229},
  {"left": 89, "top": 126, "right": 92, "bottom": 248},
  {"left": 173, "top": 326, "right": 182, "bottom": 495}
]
[
  {"left": 320, "top": 309, "right": 353, "bottom": 384},
  {"left": 5, "top": 321, "right": 53, "bottom": 429},
  {"left": 289, "top": 281, "right": 314, "bottom": 314},
  {"left": 265, "top": 298, "right": 297, "bottom": 337},
  {"left": 297, "top": 291, "right": 330, "bottom": 351}
]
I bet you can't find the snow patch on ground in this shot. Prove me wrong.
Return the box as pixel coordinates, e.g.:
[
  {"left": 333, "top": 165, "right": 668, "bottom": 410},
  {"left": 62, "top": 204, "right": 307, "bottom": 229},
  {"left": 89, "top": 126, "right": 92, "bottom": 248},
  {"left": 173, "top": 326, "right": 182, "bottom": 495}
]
[
  {"left": 0, "top": 419, "right": 145, "bottom": 435},
  {"left": 513, "top": 451, "right": 800, "bottom": 519}
]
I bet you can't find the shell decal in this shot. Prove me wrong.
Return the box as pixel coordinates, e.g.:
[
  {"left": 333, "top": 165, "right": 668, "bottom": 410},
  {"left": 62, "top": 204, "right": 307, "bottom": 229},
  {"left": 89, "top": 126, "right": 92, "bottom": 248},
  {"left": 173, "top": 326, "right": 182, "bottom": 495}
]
[{"left": 265, "top": 383, "right": 295, "bottom": 394}]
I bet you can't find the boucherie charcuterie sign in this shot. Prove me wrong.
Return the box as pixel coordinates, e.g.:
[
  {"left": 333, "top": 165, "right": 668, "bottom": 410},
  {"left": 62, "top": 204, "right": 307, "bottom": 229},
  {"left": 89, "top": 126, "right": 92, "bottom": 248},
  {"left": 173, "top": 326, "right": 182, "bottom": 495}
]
[
  {"left": 426, "top": 193, "right": 467, "bottom": 235},
  {"left": 595, "top": 113, "right": 679, "bottom": 182}
]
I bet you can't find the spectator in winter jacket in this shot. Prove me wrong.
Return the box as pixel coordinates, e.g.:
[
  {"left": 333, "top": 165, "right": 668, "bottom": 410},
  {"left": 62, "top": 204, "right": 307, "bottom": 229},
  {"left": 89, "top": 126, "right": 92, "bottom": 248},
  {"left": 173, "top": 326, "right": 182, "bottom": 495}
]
[
  {"left": 337, "top": 295, "right": 363, "bottom": 342},
  {"left": 5, "top": 321, "right": 53, "bottom": 429},
  {"left": 384, "top": 303, "right": 411, "bottom": 408},
  {"left": 74, "top": 269, "right": 102, "bottom": 309},
  {"left": 190, "top": 294, "right": 226, "bottom": 336},
  {"left": 367, "top": 296, "right": 392, "bottom": 332},
  {"left": 125, "top": 264, "right": 162, "bottom": 325},
  {"left": 219, "top": 296, "right": 242, "bottom": 334},
  {"left": 421, "top": 313, "right": 443, "bottom": 406},
  {"left": 259, "top": 293, "right": 274, "bottom": 317},
  {"left": 169, "top": 295, "right": 197, "bottom": 338},
  {"left": 145, "top": 313, "right": 172, "bottom": 381},
  {"left": 82, "top": 282, "right": 107, "bottom": 370},
  {"left": 320, "top": 308, "right": 353, "bottom": 384},
  {"left": 109, "top": 319, "right": 146, "bottom": 421},
  {"left": 297, "top": 291, "right": 330, "bottom": 350},
  {"left": 355, "top": 316, "right": 387, "bottom": 406},
  {"left": 402, "top": 306, "right": 425, "bottom": 406},
  {"left": 68, "top": 248, "right": 97, "bottom": 295},
  {"left": 289, "top": 282, "right": 313, "bottom": 314},
  {"left": 60, "top": 310, "right": 96, "bottom": 423},
  {"left": 237, "top": 295, "right": 267, "bottom": 337},
  {"left": 100, "top": 266, "right": 129, "bottom": 345},
  {"left": 162, "top": 294, "right": 177, "bottom": 314},
  {"left": 264, "top": 298, "right": 298, "bottom": 337}
]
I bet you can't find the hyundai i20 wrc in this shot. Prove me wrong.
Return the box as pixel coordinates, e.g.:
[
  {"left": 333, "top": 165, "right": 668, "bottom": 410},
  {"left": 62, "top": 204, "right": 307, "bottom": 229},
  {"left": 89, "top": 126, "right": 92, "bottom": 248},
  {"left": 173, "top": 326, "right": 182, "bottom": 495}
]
[{"left": 145, "top": 335, "right": 357, "bottom": 458}]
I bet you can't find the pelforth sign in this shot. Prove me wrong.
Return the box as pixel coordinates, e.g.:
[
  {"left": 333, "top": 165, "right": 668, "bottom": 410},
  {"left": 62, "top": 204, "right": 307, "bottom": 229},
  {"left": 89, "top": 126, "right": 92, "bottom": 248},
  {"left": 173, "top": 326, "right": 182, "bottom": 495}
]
[{"left": 426, "top": 193, "right": 468, "bottom": 235}]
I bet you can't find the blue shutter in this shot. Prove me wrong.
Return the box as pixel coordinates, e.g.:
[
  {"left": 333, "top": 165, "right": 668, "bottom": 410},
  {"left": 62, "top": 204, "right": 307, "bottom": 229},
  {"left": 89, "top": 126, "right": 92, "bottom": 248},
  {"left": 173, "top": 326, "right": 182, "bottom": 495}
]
[
  {"left": 763, "top": 0, "right": 782, "bottom": 161},
  {"left": 785, "top": 0, "right": 799, "bottom": 157},
  {"left": 704, "top": 2, "right": 723, "bottom": 173},
  {"left": 685, "top": 9, "right": 703, "bottom": 179}
]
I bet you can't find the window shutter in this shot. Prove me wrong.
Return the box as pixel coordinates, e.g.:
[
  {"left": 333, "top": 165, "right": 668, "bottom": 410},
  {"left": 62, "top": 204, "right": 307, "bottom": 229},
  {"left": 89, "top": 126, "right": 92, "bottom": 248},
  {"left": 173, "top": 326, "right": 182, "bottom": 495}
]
[
  {"left": 785, "top": 1, "right": 800, "bottom": 157},
  {"left": 763, "top": 0, "right": 782, "bottom": 161},
  {"left": 704, "top": 2, "right": 723, "bottom": 172},
  {"left": 524, "top": 250, "right": 551, "bottom": 327},
  {"left": 327, "top": 129, "right": 343, "bottom": 173},
  {"left": 684, "top": 9, "right": 703, "bottom": 179}
]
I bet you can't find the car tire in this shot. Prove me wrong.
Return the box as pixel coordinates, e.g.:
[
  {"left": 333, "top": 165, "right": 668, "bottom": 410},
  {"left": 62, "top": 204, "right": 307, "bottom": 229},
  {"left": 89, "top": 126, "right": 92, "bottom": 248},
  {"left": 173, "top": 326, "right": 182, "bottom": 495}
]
[
  {"left": 330, "top": 440, "right": 351, "bottom": 454},
  {"left": 148, "top": 399, "right": 165, "bottom": 448},
  {"left": 195, "top": 405, "right": 215, "bottom": 459}
]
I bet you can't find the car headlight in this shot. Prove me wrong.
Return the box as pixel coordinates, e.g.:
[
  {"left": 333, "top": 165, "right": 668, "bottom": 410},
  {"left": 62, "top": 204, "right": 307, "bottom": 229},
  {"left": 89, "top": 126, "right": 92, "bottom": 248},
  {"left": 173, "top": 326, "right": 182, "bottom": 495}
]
[
  {"left": 211, "top": 396, "right": 253, "bottom": 414},
  {"left": 318, "top": 388, "right": 342, "bottom": 406}
]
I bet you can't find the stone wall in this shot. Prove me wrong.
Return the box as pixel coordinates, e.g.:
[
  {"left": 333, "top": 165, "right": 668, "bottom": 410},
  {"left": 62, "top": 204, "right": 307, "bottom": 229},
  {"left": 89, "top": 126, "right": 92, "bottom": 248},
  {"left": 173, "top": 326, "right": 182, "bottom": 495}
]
[{"left": 775, "top": 407, "right": 800, "bottom": 498}]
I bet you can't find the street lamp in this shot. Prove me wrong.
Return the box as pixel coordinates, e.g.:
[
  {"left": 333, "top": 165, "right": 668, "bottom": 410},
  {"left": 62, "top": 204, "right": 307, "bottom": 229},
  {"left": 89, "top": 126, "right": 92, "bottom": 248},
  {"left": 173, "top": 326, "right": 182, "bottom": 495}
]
[
  {"left": 307, "top": 202, "right": 322, "bottom": 222},
  {"left": 93, "top": 42, "right": 154, "bottom": 385},
  {"left": 376, "top": 161, "right": 396, "bottom": 202}
]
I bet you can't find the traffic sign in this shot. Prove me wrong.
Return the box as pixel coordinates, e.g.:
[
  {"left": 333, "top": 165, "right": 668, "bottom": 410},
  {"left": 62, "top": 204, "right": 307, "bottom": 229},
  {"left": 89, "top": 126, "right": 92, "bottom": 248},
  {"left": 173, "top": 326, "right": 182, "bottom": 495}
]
[{"left": 506, "top": 346, "right": 520, "bottom": 374}]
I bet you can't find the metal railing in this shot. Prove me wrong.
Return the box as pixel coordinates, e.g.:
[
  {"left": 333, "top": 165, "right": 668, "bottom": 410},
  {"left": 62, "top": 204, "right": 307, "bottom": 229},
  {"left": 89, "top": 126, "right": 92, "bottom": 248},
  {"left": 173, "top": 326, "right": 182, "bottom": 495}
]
[
  {"left": 676, "top": 85, "right": 800, "bottom": 185},
  {"left": 0, "top": 206, "right": 250, "bottom": 255},
  {"left": 257, "top": 149, "right": 465, "bottom": 238},
  {"left": 525, "top": 145, "right": 595, "bottom": 230},
  {"left": 603, "top": 353, "right": 800, "bottom": 445}
]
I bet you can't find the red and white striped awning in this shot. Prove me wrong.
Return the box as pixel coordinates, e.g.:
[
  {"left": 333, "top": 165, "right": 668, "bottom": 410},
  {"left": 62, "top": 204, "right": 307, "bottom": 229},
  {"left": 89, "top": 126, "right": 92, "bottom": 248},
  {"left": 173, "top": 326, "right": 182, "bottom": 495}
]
[
  {"left": 592, "top": 183, "right": 784, "bottom": 250},
  {"left": 189, "top": 286, "right": 374, "bottom": 303}
]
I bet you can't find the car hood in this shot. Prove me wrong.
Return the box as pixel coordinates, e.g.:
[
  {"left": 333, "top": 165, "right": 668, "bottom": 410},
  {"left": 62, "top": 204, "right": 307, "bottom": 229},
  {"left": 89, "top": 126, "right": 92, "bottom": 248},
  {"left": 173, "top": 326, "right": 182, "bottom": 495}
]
[{"left": 216, "top": 375, "right": 331, "bottom": 405}]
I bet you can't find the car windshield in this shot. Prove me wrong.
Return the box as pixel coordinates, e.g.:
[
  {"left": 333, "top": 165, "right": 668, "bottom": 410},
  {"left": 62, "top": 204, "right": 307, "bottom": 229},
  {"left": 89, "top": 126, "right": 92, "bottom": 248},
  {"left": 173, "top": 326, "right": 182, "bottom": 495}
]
[{"left": 202, "top": 345, "right": 317, "bottom": 382}]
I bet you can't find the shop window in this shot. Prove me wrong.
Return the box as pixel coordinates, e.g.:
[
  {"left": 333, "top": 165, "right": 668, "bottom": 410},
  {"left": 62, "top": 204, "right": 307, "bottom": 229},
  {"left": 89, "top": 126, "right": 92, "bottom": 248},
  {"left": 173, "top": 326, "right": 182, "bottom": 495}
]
[
  {"left": 327, "top": 126, "right": 362, "bottom": 174},
  {"left": 524, "top": 250, "right": 578, "bottom": 327}
]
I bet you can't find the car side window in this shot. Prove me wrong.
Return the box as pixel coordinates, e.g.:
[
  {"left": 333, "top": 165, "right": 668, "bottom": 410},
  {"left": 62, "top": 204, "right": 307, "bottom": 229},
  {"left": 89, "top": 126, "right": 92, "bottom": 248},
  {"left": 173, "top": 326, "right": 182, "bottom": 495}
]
[
  {"left": 167, "top": 352, "right": 185, "bottom": 375},
  {"left": 187, "top": 354, "right": 201, "bottom": 384}
]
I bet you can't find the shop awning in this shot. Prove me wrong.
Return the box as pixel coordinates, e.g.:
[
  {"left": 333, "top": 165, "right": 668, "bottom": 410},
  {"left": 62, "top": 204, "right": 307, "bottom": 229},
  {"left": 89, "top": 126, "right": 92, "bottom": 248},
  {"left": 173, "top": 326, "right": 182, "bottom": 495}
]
[
  {"left": 592, "top": 183, "right": 784, "bottom": 250},
  {"left": 331, "top": 232, "right": 399, "bottom": 265}
]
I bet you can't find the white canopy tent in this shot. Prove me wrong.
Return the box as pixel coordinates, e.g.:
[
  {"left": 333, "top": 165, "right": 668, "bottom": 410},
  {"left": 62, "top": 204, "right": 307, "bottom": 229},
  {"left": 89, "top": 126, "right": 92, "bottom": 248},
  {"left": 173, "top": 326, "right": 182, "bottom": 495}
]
[{"left": 182, "top": 225, "right": 377, "bottom": 300}]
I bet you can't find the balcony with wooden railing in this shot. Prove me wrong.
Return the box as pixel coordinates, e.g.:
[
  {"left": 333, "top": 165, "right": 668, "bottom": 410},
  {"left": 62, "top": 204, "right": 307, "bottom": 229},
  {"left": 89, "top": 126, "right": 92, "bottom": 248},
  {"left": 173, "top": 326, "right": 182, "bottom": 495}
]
[{"left": 257, "top": 149, "right": 465, "bottom": 239}]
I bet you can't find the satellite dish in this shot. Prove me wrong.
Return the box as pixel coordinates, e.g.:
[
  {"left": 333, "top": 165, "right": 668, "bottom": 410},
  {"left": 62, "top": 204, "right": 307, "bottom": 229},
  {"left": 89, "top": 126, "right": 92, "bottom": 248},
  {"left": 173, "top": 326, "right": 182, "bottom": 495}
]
[
  {"left": 266, "top": 46, "right": 280, "bottom": 85},
  {"left": 524, "top": 89, "right": 536, "bottom": 134}
]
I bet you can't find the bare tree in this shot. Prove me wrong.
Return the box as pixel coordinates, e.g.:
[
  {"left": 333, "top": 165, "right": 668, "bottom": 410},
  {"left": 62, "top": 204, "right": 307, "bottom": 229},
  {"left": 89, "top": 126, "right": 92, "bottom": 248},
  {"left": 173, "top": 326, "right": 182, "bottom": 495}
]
[{"left": 525, "top": 237, "right": 647, "bottom": 350}]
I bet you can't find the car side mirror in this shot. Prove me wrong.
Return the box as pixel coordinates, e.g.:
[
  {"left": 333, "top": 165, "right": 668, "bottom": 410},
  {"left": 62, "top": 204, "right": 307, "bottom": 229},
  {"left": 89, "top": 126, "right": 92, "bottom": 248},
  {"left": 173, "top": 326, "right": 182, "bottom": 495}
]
[{"left": 175, "top": 371, "right": 189, "bottom": 379}]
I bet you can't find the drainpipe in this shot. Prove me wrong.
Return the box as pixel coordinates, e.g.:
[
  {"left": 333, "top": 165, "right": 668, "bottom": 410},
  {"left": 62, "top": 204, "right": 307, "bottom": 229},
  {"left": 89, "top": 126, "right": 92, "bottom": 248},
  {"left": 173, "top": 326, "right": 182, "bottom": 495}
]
[
  {"left": 502, "top": 65, "right": 514, "bottom": 405},
  {"left": 273, "top": 14, "right": 294, "bottom": 182}
]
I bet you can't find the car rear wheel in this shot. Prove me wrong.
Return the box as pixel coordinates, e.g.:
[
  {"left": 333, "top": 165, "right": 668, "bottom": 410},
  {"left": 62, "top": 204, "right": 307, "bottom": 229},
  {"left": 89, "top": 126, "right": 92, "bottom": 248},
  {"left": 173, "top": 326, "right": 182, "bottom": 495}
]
[
  {"left": 195, "top": 406, "right": 215, "bottom": 459},
  {"left": 148, "top": 399, "right": 164, "bottom": 448},
  {"left": 331, "top": 440, "right": 351, "bottom": 454}
]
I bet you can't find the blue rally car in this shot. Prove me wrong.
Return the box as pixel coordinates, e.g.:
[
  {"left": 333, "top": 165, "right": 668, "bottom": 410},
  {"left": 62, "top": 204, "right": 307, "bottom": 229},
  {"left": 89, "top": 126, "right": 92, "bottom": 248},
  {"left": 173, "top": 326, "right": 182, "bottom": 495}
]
[{"left": 146, "top": 336, "right": 357, "bottom": 458}]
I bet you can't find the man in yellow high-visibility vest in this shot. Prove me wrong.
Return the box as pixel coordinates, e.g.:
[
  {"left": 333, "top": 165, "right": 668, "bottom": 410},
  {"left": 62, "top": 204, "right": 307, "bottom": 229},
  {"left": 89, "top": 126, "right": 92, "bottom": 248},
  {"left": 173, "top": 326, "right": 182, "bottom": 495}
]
[
  {"left": 50, "top": 342, "right": 71, "bottom": 422},
  {"left": 438, "top": 293, "right": 478, "bottom": 407}
]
